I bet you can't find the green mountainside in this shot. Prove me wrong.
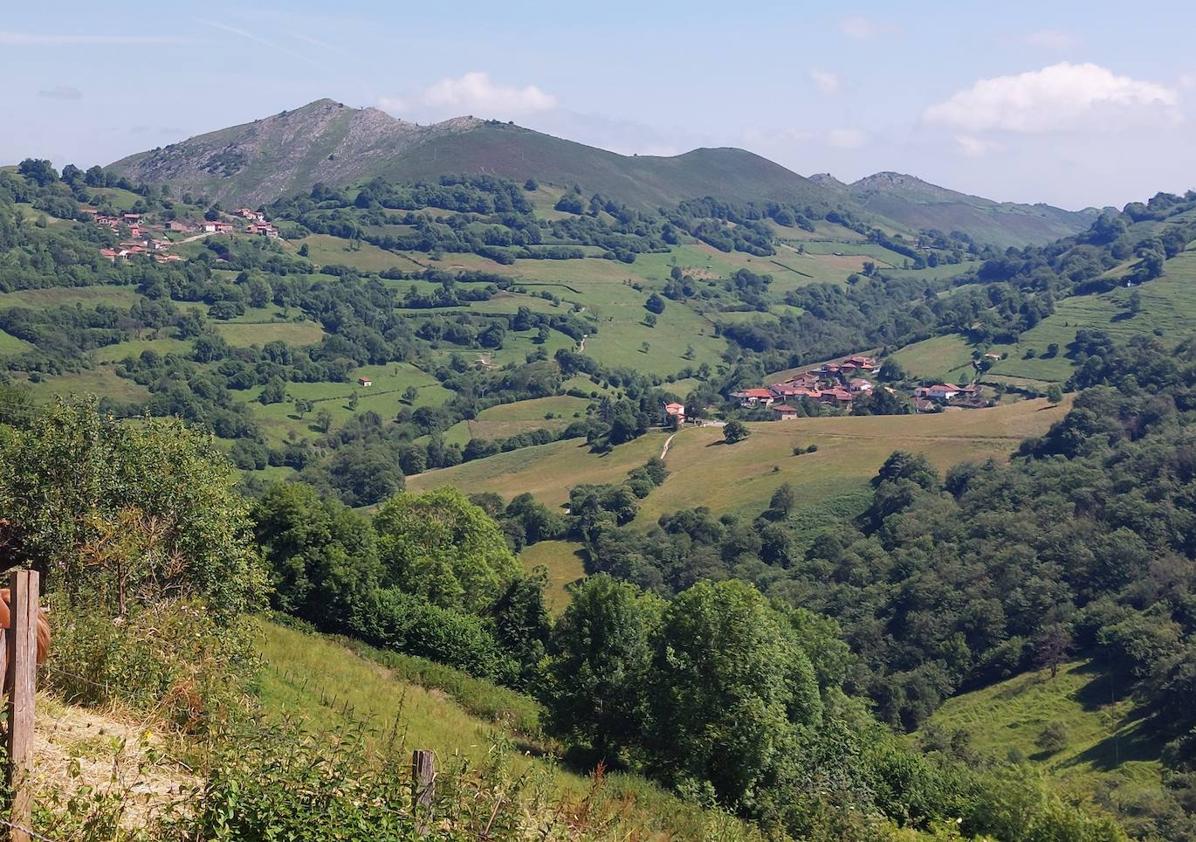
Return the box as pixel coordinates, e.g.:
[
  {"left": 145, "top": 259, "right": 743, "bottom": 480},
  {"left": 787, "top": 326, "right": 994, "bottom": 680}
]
[
  {"left": 108, "top": 99, "right": 840, "bottom": 212},
  {"left": 813, "top": 170, "right": 1101, "bottom": 248}
]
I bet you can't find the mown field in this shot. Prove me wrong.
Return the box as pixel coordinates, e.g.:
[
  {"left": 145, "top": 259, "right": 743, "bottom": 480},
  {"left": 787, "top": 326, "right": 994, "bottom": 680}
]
[
  {"left": 888, "top": 334, "right": 976, "bottom": 384},
  {"left": 519, "top": 539, "right": 587, "bottom": 615},
  {"left": 21, "top": 366, "right": 150, "bottom": 404},
  {"left": 257, "top": 619, "right": 763, "bottom": 841},
  {"left": 408, "top": 431, "right": 668, "bottom": 506},
  {"left": 297, "top": 233, "right": 424, "bottom": 273},
  {"left": 410, "top": 398, "right": 1071, "bottom": 525},
  {"left": 925, "top": 660, "right": 1163, "bottom": 804},
  {"left": 633, "top": 397, "right": 1070, "bottom": 524}
]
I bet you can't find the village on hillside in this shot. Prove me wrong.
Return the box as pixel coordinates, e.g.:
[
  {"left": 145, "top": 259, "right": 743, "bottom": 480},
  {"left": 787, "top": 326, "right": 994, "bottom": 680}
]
[
  {"left": 723, "top": 354, "right": 990, "bottom": 420},
  {"left": 85, "top": 205, "right": 277, "bottom": 264}
]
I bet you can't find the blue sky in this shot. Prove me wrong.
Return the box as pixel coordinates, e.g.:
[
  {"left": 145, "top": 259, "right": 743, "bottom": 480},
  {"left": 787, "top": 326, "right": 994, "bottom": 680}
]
[{"left": 3, "top": 0, "right": 1194, "bottom": 208}]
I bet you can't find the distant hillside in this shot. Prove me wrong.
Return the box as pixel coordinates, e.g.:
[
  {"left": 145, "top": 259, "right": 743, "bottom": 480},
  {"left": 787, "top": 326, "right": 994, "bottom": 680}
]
[
  {"left": 108, "top": 99, "right": 840, "bottom": 211},
  {"left": 846, "top": 171, "right": 1099, "bottom": 248}
]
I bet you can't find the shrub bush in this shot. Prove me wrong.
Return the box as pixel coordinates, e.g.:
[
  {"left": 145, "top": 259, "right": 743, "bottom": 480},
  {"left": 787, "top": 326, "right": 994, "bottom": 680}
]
[{"left": 44, "top": 598, "right": 259, "bottom": 735}]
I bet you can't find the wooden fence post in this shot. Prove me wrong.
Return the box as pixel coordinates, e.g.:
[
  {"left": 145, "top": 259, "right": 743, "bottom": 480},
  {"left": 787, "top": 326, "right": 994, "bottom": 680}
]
[
  {"left": 6, "top": 570, "right": 38, "bottom": 842},
  {"left": 412, "top": 748, "right": 436, "bottom": 832}
]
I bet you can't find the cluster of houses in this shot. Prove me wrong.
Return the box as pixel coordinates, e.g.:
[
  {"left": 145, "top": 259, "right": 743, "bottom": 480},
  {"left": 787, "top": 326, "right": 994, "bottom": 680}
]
[
  {"left": 86, "top": 206, "right": 277, "bottom": 264},
  {"left": 912, "top": 382, "right": 985, "bottom": 412},
  {"left": 729, "top": 355, "right": 988, "bottom": 418},
  {"left": 732, "top": 355, "right": 879, "bottom": 419}
]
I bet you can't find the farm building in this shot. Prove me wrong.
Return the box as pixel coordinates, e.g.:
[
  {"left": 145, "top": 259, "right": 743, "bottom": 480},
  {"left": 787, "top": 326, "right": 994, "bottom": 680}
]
[
  {"left": 357, "top": 377, "right": 374, "bottom": 387},
  {"left": 732, "top": 387, "right": 775, "bottom": 407},
  {"left": 663, "top": 401, "right": 686, "bottom": 423},
  {"left": 916, "top": 384, "right": 961, "bottom": 402},
  {"left": 772, "top": 403, "right": 799, "bottom": 420}
]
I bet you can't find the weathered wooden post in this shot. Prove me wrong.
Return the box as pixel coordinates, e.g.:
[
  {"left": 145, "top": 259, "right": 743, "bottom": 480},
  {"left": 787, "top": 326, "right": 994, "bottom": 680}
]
[
  {"left": 6, "top": 570, "right": 38, "bottom": 842},
  {"left": 412, "top": 748, "right": 436, "bottom": 832}
]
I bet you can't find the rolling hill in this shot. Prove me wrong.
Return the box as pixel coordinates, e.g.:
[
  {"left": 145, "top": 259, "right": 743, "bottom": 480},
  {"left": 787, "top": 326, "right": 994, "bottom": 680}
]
[
  {"left": 107, "top": 99, "right": 1094, "bottom": 250},
  {"left": 108, "top": 98, "right": 840, "bottom": 211},
  {"left": 820, "top": 171, "right": 1101, "bottom": 248}
]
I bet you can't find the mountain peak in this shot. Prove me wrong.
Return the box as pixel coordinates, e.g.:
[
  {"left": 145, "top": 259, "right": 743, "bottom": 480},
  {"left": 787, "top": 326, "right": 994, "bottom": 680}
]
[{"left": 106, "top": 100, "right": 832, "bottom": 210}]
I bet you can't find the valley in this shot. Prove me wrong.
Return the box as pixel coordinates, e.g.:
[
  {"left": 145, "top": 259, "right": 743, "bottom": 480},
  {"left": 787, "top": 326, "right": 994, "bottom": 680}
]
[{"left": 3, "top": 88, "right": 1195, "bottom": 841}]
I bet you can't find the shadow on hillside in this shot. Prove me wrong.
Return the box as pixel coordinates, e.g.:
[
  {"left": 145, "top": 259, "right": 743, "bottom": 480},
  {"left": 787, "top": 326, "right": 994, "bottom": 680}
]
[
  {"left": 1073, "top": 661, "right": 1135, "bottom": 712},
  {"left": 705, "top": 440, "right": 727, "bottom": 447},
  {"left": 1059, "top": 719, "right": 1163, "bottom": 772}
]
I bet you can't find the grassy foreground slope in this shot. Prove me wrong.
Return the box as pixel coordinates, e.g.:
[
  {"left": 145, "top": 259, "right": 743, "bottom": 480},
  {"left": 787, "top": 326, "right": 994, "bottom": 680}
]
[{"left": 256, "top": 619, "right": 764, "bottom": 841}]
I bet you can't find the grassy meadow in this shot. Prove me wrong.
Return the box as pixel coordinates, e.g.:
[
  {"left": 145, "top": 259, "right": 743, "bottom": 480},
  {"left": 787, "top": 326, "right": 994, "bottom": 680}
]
[
  {"left": 410, "top": 398, "right": 1071, "bottom": 524},
  {"left": 257, "top": 619, "right": 764, "bottom": 841},
  {"left": 21, "top": 366, "right": 150, "bottom": 404},
  {"left": 925, "top": 660, "right": 1163, "bottom": 804},
  {"left": 889, "top": 334, "right": 977, "bottom": 383},
  {"left": 0, "top": 286, "right": 143, "bottom": 310},
  {"left": 0, "top": 328, "right": 32, "bottom": 356},
  {"left": 519, "top": 539, "right": 587, "bottom": 615},
  {"left": 238, "top": 362, "right": 451, "bottom": 445}
]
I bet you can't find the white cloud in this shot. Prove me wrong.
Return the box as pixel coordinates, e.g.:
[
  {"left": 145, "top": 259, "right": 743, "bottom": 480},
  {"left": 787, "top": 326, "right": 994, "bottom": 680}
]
[
  {"left": 1023, "top": 29, "right": 1079, "bottom": 51},
  {"left": 924, "top": 62, "right": 1179, "bottom": 133},
  {"left": 422, "top": 72, "right": 556, "bottom": 116},
  {"left": 839, "top": 15, "right": 882, "bottom": 39},
  {"left": 0, "top": 31, "right": 183, "bottom": 45},
  {"left": 38, "top": 85, "right": 83, "bottom": 101},
  {"left": 955, "top": 134, "right": 998, "bottom": 157},
  {"left": 377, "top": 96, "right": 408, "bottom": 114},
  {"left": 827, "top": 128, "right": 868, "bottom": 149},
  {"left": 1181, "top": 73, "right": 1196, "bottom": 89},
  {"left": 810, "top": 69, "right": 841, "bottom": 95}
]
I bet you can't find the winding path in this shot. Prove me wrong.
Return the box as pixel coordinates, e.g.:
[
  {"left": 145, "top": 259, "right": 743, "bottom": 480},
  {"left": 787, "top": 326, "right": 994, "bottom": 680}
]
[{"left": 660, "top": 431, "right": 678, "bottom": 460}]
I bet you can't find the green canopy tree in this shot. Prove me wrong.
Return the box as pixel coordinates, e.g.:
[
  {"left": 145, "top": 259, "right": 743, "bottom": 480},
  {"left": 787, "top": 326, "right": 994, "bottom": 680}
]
[
  {"left": 544, "top": 575, "right": 664, "bottom": 760},
  {"left": 645, "top": 579, "right": 821, "bottom": 811},
  {"left": 373, "top": 487, "right": 519, "bottom": 614},
  {"left": 252, "top": 482, "right": 382, "bottom": 630}
]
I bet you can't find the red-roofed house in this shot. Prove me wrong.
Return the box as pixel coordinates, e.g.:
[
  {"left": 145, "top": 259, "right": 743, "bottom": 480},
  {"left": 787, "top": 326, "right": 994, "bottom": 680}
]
[
  {"left": 202, "top": 221, "right": 233, "bottom": 234},
  {"left": 819, "top": 388, "right": 854, "bottom": 407},
  {"left": 846, "top": 355, "right": 878, "bottom": 371},
  {"left": 732, "top": 388, "right": 775, "bottom": 407},
  {"left": 771, "top": 403, "right": 799, "bottom": 420},
  {"left": 848, "top": 378, "right": 873, "bottom": 393},
  {"left": 663, "top": 401, "right": 686, "bottom": 423}
]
